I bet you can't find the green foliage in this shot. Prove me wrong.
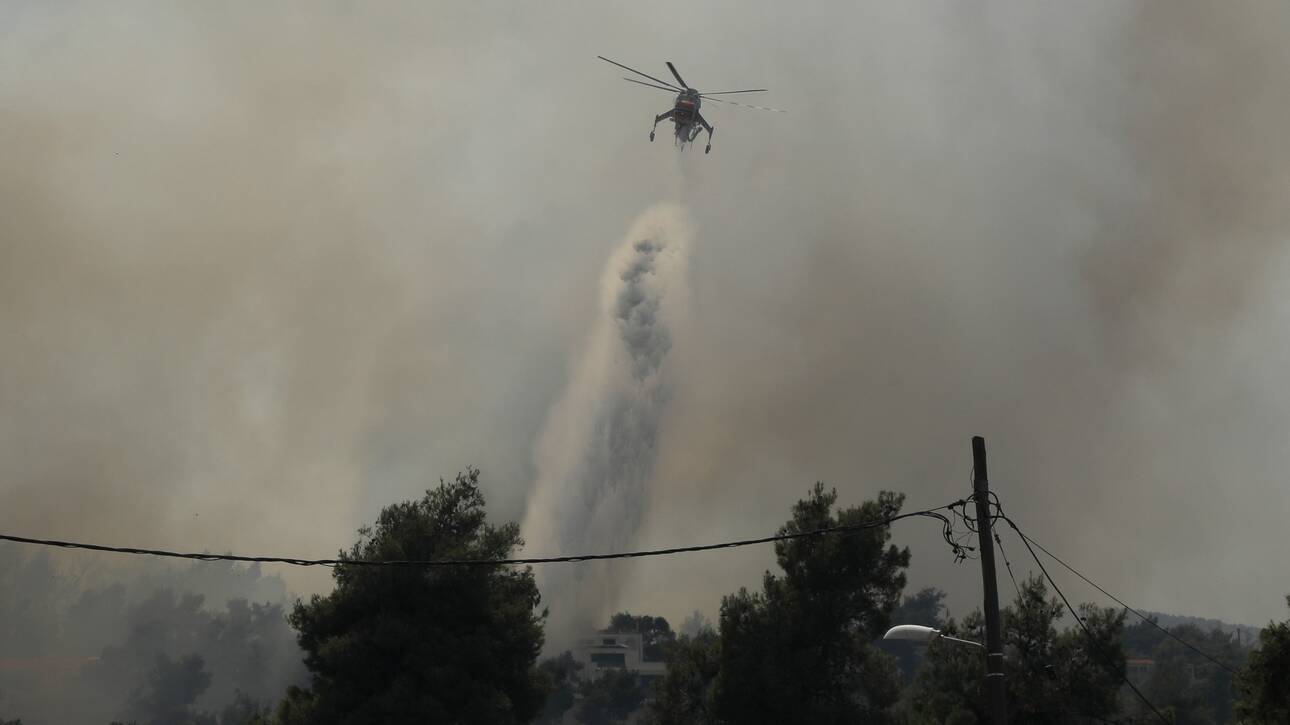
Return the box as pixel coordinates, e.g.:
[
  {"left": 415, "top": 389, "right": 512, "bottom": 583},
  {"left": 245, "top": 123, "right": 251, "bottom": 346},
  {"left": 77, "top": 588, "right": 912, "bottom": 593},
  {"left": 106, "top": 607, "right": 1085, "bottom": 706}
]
[
  {"left": 1010, "top": 590, "right": 1124, "bottom": 723},
  {"left": 881, "top": 587, "right": 948, "bottom": 682},
  {"left": 903, "top": 576, "right": 1126, "bottom": 724},
  {"left": 1121, "top": 615, "right": 1169, "bottom": 657},
  {"left": 898, "top": 611, "right": 987, "bottom": 723},
  {"left": 124, "top": 653, "right": 213, "bottom": 725},
  {"left": 533, "top": 652, "right": 583, "bottom": 724},
  {"left": 1236, "top": 595, "right": 1290, "bottom": 723},
  {"left": 679, "top": 610, "right": 713, "bottom": 639},
  {"left": 1132, "top": 623, "right": 1246, "bottom": 724},
  {"left": 216, "top": 692, "right": 272, "bottom": 725},
  {"left": 1120, "top": 612, "right": 1251, "bottom": 723},
  {"left": 576, "top": 669, "right": 647, "bottom": 724},
  {"left": 710, "top": 484, "right": 911, "bottom": 724},
  {"left": 273, "top": 468, "right": 547, "bottom": 725},
  {"left": 0, "top": 544, "right": 299, "bottom": 723},
  {"left": 606, "top": 612, "right": 674, "bottom": 661},
  {"left": 893, "top": 587, "right": 948, "bottom": 629},
  {"left": 647, "top": 630, "right": 720, "bottom": 725},
  {"left": 87, "top": 590, "right": 301, "bottom": 712}
]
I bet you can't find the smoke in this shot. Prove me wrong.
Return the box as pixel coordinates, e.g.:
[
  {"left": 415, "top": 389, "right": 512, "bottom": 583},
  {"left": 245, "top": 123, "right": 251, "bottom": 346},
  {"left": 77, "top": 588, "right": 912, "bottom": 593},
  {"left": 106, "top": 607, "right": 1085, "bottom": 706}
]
[
  {"left": 522, "top": 204, "right": 691, "bottom": 644},
  {"left": 2, "top": 1, "right": 1290, "bottom": 680},
  {"left": 0, "top": 545, "right": 303, "bottom": 724},
  {"left": 611, "top": 1, "right": 1290, "bottom": 628},
  {"left": 1085, "top": 2, "right": 1290, "bottom": 360},
  {"left": 0, "top": 2, "right": 597, "bottom": 597}
]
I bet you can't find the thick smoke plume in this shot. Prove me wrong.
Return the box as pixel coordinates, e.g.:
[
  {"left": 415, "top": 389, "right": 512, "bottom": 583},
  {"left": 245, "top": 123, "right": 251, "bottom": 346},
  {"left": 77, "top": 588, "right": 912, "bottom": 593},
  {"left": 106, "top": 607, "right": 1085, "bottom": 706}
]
[
  {"left": 522, "top": 204, "right": 691, "bottom": 645},
  {"left": 3, "top": 4, "right": 1290, "bottom": 693}
]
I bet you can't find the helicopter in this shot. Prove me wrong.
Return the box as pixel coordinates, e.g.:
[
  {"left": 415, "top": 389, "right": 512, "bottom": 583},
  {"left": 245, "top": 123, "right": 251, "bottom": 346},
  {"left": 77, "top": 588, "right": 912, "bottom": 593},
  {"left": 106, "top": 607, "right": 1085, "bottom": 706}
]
[{"left": 598, "top": 56, "right": 785, "bottom": 154}]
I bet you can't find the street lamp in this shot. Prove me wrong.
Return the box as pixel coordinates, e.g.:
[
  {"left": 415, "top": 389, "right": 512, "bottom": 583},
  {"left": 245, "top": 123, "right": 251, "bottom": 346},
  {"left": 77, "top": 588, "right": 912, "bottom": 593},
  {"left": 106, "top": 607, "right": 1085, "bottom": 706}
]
[{"left": 883, "top": 624, "right": 984, "bottom": 649}]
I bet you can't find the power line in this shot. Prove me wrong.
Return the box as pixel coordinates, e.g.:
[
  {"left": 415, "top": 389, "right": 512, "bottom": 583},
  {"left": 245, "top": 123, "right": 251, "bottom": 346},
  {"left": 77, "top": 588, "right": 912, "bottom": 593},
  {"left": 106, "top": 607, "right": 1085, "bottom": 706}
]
[
  {"left": 993, "top": 529, "right": 1022, "bottom": 600},
  {"left": 0, "top": 502, "right": 966, "bottom": 569},
  {"left": 1001, "top": 515, "right": 1172, "bottom": 725},
  {"left": 1017, "top": 530, "right": 1239, "bottom": 676}
]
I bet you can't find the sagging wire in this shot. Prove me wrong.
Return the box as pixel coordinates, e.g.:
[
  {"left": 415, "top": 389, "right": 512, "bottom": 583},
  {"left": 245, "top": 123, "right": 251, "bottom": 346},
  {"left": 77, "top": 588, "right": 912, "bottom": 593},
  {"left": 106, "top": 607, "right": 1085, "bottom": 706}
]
[
  {"left": 997, "top": 507, "right": 1172, "bottom": 725},
  {"left": 0, "top": 499, "right": 975, "bottom": 569},
  {"left": 1016, "top": 529, "right": 1239, "bottom": 676}
]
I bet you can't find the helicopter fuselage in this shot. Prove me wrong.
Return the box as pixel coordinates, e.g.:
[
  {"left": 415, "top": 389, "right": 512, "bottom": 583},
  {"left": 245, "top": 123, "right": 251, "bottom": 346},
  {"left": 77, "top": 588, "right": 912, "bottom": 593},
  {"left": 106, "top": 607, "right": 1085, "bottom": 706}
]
[{"left": 670, "top": 90, "right": 702, "bottom": 138}]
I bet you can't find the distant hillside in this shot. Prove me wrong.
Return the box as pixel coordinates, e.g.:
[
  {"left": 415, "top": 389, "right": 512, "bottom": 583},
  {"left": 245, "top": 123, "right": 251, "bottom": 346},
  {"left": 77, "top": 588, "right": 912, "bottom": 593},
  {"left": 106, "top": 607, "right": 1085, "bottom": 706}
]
[{"left": 1141, "top": 611, "right": 1262, "bottom": 645}]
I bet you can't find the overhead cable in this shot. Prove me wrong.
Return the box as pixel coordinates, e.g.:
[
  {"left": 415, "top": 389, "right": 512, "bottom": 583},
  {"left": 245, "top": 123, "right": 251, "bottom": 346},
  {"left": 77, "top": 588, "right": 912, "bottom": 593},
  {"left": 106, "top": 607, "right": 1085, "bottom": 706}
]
[
  {"left": 0, "top": 501, "right": 967, "bottom": 569},
  {"left": 1001, "top": 514, "right": 1172, "bottom": 725},
  {"left": 1016, "top": 529, "right": 1239, "bottom": 675}
]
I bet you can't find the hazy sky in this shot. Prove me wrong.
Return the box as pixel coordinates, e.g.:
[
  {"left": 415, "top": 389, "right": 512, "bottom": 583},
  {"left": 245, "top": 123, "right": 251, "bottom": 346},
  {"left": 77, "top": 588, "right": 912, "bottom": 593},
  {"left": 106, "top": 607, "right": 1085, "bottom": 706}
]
[{"left": 3, "top": 1, "right": 1289, "bottom": 629}]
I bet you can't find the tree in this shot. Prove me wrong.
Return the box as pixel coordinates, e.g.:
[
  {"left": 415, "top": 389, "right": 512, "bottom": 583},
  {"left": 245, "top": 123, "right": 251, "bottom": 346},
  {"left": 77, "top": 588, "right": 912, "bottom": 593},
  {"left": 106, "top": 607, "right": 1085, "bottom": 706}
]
[
  {"left": 606, "top": 612, "right": 674, "bottom": 661},
  {"left": 711, "top": 484, "right": 911, "bottom": 724},
  {"left": 647, "top": 630, "right": 720, "bottom": 725},
  {"left": 0, "top": 544, "right": 295, "bottom": 723},
  {"left": 1236, "top": 595, "right": 1290, "bottom": 723},
  {"left": 533, "top": 652, "right": 582, "bottom": 724},
  {"left": 679, "top": 611, "right": 713, "bottom": 639},
  {"left": 576, "top": 668, "right": 646, "bottom": 724},
  {"left": 1121, "top": 615, "right": 1169, "bottom": 658},
  {"left": 881, "top": 587, "right": 948, "bottom": 682},
  {"left": 80, "top": 588, "right": 303, "bottom": 722},
  {"left": 902, "top": 576, "right": 1127, "bottom": 724},
  {"left": 892, "top": 587, "right": 948, "bottom": 629},
  {"left": 123, "top": 653, "right": 215, "bottom": 725},
  {"left": 1121, "top": 614, "right": 1251, "bottom": 723},
  {"left": 1009, "top": 583, "right": 1125, "bottom": 723},
  {"left": 897, "top": 611, "right": 987, "bottom": 724},
  {"left": 216, "top": 692, "right": 272, "bottom": 725},
  {"left": 272, "top": 469, "right": 548, "bottom": 725},
  {"left": 1132, "top": 623, "right": 1246, "bottom": 724}
]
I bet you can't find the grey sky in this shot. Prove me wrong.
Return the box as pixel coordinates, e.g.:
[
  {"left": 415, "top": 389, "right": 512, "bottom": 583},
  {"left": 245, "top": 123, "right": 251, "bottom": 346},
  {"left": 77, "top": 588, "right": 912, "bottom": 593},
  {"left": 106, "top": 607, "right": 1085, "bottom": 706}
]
[{"left": 2, "top": 1, "right": 1288, "bottom": 627}]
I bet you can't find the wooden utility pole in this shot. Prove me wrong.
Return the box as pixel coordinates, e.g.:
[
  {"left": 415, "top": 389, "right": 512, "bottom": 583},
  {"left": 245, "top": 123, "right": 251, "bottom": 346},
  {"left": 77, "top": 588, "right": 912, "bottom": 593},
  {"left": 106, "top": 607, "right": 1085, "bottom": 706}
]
[{"left": 973, "top": 436, "right": 1008, "bottom": 725}]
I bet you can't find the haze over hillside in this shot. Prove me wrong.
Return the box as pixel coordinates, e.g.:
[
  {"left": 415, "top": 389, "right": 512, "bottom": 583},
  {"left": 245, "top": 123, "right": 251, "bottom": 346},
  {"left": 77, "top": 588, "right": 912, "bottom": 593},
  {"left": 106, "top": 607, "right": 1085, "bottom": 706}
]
[{"left": 2, "top": 5, "right": 1289, "bottom": 718}]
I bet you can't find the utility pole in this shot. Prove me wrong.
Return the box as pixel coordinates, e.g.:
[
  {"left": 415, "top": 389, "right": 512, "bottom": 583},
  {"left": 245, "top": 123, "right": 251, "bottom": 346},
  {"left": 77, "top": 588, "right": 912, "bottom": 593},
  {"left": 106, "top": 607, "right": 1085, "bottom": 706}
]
[{"left": 973, "top": 436, "right": 1008, "bottom": 725}]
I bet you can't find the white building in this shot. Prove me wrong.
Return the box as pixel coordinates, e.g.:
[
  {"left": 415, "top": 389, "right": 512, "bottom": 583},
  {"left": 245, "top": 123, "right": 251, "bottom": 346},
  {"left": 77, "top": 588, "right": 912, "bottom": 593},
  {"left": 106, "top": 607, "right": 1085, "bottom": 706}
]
[{"left": 572, "top": 632, "right": 667, "bottom": 682}]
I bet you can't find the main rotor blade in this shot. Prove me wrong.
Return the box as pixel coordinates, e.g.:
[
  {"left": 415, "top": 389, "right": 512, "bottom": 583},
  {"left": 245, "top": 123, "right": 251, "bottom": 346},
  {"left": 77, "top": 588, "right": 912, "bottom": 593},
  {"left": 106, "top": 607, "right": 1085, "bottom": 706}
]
[
  {"left": 700, "top": 89, "right": 769, "bottom": 95},
  {"left": 598, "top": 56, "right": 682, "bottom": 91},
  {"left": 665, "top": 61, "right": 689, "bottom": 89},
  {"left": 701, "top": 96, "right": 787, "bottom": 113},
  {"left": 622, "top": 77, "right": 680, "bottom": 93}
]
